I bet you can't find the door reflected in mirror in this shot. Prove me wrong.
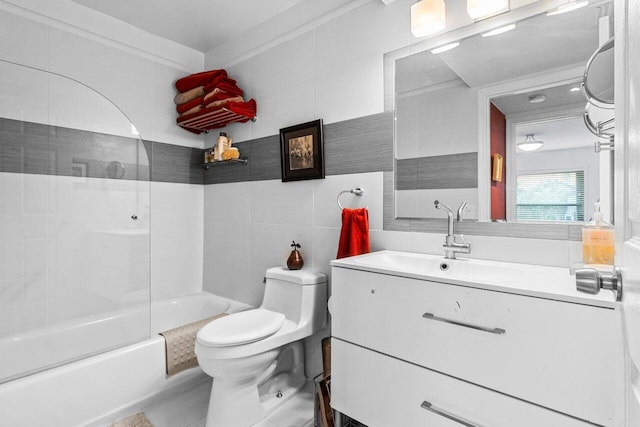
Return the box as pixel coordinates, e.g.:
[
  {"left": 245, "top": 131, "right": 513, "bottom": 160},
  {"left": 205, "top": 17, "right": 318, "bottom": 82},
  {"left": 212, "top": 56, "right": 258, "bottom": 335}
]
[{"left": 393, "top": 1, "right": 614, "bottom": 224}]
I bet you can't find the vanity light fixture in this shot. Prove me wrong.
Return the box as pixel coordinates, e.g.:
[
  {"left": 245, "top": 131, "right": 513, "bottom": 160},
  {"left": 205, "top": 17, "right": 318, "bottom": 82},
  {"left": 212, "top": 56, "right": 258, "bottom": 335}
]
[
  {"left": 430, "top": 41, "right": 460, "bottom": 54},
  {"left": 481, "top": 23, "right": 516, "bottom": 37},
  {"left": 411, "top": 0, "right": 446, "bottom": 37},
  {"left": 467, "top": 0, "right": 509, "bottom": 20},
  {"left": 517, "top": 134, "right": 544, "bottom": 151},
  {"left": 547, "top": 0, "right": 589, "bottom": 16}
]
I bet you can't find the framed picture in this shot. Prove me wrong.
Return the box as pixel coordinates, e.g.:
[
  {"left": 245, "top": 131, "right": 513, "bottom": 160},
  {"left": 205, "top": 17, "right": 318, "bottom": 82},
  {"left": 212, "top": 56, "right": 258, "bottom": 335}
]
[
  {"left": 492, "top": 153, "right": 503, "bottom": 182},
  {"left": 279, "top": 119, "right": 325, "bottom": 182}
]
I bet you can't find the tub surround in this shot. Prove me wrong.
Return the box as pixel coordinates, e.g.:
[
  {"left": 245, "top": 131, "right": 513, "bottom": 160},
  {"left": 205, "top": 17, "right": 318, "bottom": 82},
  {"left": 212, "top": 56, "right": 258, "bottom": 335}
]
[{"left": 0, "top": 292, "right": 250, "bottom": 426}]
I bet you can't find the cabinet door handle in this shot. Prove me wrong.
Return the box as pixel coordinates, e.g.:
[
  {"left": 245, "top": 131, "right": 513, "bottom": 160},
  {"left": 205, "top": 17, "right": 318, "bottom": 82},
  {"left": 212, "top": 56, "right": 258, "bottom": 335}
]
[
  {"left": 422, "top": 312, "right": 506, "bottom": 335},
  {"left": 421, "top": 401, "right": 480, "bottom": 427}
]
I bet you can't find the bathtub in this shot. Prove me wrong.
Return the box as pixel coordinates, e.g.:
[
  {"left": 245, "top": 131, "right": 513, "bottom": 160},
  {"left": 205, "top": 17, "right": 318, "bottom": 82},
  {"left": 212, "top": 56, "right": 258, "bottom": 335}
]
[{"left": 0, "top": 292, "right": 251, "bottom": 427}]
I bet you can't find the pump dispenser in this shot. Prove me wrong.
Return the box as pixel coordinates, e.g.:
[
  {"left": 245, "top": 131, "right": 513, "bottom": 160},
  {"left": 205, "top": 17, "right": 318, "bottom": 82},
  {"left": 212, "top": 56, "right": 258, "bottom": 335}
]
[{"left": 582, "top": 202, "right": 614, "bottom": 266}]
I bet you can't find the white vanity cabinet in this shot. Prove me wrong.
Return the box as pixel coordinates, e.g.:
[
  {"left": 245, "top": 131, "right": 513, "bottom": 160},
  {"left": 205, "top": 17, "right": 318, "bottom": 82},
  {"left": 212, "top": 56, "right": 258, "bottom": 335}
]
[{"left": 330, "top": 254, "right": 620, "bottom": 427}]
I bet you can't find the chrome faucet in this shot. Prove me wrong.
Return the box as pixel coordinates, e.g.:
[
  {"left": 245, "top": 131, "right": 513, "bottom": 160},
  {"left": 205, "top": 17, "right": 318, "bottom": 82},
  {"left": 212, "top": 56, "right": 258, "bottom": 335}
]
[{"left": 434, "top": 200, "right": 471, "bottom": 259}]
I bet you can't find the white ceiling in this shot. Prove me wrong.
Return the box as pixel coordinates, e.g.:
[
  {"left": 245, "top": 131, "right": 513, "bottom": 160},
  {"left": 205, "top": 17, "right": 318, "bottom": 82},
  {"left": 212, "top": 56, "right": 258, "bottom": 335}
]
[{"left": 69, "top": 0, "right": 357, "bottom": 53}]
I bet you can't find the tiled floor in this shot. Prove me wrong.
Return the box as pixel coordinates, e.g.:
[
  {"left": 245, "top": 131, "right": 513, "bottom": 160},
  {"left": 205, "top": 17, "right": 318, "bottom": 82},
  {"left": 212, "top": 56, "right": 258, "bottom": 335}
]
[{"left": 140, "top": 378, "right": 315, "bottom": 427}]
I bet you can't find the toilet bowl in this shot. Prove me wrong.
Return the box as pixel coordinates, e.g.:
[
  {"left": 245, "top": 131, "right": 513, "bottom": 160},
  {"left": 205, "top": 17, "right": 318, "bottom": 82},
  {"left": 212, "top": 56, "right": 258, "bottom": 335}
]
[{"left": 195, "top": 267, "right": 327, "bottom": 427}]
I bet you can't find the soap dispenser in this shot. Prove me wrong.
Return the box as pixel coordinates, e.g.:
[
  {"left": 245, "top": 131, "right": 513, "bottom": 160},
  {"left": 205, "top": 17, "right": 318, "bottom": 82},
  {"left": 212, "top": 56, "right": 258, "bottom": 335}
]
[{"left": 582, "top": 201, "right": 614, "bottom": 266}]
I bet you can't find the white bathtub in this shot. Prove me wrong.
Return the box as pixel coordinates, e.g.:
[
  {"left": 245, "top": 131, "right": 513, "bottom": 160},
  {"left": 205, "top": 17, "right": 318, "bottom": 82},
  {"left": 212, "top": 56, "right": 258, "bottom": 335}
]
[{"left": 0, "top": 292, "right": 251, "bottom": 427}]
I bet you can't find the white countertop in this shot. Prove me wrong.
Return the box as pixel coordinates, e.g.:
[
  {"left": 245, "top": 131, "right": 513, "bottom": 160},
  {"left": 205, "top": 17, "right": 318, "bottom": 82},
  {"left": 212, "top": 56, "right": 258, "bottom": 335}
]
[{"left": 330, "top": 250, "right": 617, "bottom": 309}]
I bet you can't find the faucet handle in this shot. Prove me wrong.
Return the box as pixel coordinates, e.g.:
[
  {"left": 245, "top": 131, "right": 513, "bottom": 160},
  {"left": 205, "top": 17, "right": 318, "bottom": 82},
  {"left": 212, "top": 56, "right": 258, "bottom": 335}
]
[
  {"left": 457, "top": 202, "right": 467, "bottom": 221},
  {"left": 454, "top": 233, "right": 467, "bottom": 244},
  {"left": 453, "top": 234, "right": 471, "bottom": 254}
]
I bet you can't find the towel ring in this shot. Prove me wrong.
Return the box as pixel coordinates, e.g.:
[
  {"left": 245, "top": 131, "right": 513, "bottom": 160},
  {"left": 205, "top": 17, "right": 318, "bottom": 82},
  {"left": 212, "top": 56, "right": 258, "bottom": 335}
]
[{"left": 337, "top": 188, "right": 365, "bottom": 210}]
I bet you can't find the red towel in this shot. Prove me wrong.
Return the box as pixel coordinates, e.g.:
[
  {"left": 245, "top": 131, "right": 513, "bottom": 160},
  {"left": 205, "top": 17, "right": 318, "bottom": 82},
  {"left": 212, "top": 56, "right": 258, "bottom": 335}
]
[
  {"left": 175, "top": 69, "right": 227, "bottom": 92},
  {"left": 203, "top": 78, "right": 242, "bottom": 96},
  {"left": 203, "top": 87, "right": 243, "bottom": 105},
  {"left": 226, "top": 98, "right": 256, "bottom": 117},
  {"left": 173, "top": 85, "right": 205, "bottom": 105},
  {"left": 336, "top": 208, "right": 371, "bottom": 259},
  {"left": 204, "top": 95, "right": 244, "bottom": 110},
  {"left": 176, "top": 96, "right": 203, "bottom": 114}
]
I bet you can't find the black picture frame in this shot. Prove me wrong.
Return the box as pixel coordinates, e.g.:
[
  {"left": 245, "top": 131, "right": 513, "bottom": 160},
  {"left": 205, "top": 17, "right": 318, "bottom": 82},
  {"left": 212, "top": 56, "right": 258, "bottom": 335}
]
[{"left": 279, "top": 119, "right": 325, "bottom": 182}]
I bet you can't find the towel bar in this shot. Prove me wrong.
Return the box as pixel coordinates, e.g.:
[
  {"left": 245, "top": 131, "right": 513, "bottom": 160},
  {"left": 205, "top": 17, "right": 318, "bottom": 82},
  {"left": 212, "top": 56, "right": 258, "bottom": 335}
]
[{"left": 337, "top": 188, "right": 364, "bottom": 210}]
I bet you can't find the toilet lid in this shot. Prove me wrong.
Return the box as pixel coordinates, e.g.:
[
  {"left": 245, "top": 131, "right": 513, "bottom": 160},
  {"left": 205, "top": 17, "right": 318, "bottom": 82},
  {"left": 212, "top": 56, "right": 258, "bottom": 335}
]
[{"left": 197, "top": 309, "right": 286, "bottom": 347}]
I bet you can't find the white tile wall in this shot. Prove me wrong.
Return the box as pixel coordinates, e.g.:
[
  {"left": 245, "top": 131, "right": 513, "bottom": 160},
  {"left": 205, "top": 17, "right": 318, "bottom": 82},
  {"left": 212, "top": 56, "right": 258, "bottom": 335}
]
[
  {"left": 0, "top": 173, "right": 206, "bottom": 336},
  {"left": 203, "top": 173, "right": 385, "bottom": 305},
  {"left": 0, "top": 4, "right": 204, "bottom": 149},
  {"left": 0, "top": 172, "right": 152, "bottom": 335},
  {"left": 150, "top": 182, "right": 203, "bottom": 301},
  {"left": 0, "top": 3, "right": 206, "bottom": 326},
  {"left": 0, "top": 8, "right": 49, "bottom": 70}
]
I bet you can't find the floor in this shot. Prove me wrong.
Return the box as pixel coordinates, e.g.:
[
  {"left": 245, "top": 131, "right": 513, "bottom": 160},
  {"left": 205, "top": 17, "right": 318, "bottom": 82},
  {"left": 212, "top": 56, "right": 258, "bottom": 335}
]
[{"left": 139, "top": 378, "right": 315, "bottom": 427}]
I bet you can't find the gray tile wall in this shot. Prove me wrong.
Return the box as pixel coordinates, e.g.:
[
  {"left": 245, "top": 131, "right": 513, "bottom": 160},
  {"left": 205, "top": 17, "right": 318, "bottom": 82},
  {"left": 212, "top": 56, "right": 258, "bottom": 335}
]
[
  {"left": 396, "top": 152, "right": 478, "bottom": 191},
  {"left": 203, "top": 112, "right": 394, "bottom": 185},
  {"left": 1, "top": 112, "right": 393, "bottom": 185},
  {"left": 0, "top": 118, "right": 203, "bottom": 184}
]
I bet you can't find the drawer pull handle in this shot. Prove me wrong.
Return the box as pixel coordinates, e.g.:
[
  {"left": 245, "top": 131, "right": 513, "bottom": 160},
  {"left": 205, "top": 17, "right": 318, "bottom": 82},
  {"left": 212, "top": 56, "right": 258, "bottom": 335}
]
[
  {"left": 421, "top": 401, "right": 480, "bottom": 427},
  {"left": 422, "top": 312, "right": 506, "bottom": 335}
]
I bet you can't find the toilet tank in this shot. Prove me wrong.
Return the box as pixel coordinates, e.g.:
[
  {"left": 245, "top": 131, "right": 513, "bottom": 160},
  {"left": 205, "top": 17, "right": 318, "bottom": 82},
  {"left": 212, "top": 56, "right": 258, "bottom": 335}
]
[{"left": 261, "top": 267, "right": 327, "bottom": 332}]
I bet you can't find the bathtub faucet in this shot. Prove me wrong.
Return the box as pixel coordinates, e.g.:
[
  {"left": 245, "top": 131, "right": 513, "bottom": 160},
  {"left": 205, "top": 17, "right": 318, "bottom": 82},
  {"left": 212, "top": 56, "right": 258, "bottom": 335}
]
[{"left": 434, "top": 200, "right": 471, "bottom": 259}]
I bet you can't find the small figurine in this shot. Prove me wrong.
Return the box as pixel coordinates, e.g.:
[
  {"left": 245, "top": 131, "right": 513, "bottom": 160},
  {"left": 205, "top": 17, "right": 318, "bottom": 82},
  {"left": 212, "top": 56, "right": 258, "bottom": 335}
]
[{"left": 287, "top": 241, "right": 304, "bottom": 270}]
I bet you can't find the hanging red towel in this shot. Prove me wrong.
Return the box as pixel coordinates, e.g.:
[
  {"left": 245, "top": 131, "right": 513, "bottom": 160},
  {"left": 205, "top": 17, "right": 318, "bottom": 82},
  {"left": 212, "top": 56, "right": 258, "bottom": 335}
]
[{"left": 336, "top": 208, "right": 371, "bottom": 259}]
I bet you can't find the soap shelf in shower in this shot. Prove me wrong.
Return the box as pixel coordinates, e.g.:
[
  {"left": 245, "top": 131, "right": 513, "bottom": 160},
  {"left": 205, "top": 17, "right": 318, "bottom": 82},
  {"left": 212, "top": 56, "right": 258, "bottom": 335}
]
[{"left": 201, "top": 158, "right": 248, "bottom": 170}]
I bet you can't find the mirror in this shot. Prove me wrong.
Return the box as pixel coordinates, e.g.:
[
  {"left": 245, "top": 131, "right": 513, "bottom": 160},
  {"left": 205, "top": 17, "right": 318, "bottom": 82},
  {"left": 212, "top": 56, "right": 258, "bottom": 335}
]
[
  {"left": 391, "top": 1, "right": 614, "bottom": 226},
  {"left": 583, "top": 37, "right": 615, "bottom": 107}
]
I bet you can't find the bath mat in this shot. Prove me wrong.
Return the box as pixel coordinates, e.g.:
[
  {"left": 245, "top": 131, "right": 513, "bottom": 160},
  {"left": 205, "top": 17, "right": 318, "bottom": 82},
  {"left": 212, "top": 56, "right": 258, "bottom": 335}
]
[
  {"left": 110, "top": 412, "right": 154, "bottom": 427},
  {"left": 159, "top": 312, "right": 228, "bottom": 376}
]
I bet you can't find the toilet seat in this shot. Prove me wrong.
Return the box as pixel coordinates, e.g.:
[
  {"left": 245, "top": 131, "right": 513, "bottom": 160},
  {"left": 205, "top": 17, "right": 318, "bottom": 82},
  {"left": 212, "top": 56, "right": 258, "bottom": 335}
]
[{"left": 198, "top": 309, "right": 286, "bottom": 347}]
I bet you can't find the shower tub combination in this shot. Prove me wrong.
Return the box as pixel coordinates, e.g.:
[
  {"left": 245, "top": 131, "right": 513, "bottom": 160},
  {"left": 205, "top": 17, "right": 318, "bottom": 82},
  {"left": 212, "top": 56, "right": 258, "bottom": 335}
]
[{"left": 0, "top": 292, "right": 250, "bottom": 427}]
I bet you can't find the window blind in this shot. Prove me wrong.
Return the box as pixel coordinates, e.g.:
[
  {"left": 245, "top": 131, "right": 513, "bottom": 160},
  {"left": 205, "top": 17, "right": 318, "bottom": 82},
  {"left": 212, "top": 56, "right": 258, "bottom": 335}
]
[{"left": 516, "top": 171, "right": 585, "bottom": 222}]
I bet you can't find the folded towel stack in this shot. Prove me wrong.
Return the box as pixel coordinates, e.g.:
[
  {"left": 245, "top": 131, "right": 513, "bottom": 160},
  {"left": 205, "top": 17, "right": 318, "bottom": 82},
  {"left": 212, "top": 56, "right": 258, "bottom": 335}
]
[{"left": 174, "top": 69, "right": 257, "bottom": 134}]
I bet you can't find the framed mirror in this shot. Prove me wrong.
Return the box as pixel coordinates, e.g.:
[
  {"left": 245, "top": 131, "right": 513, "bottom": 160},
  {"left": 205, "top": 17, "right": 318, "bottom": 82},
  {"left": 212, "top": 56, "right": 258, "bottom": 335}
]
[{"left": 385, "top": 0, "right": 614, "bottom": 237}]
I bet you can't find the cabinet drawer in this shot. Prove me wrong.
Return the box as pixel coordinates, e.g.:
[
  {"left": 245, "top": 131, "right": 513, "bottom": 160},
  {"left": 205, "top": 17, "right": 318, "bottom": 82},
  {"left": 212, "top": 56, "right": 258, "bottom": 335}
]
[
  {"left": 331, "top": 267, "right": 617, "bottom": 426},
  {"left": 332, "top": 339, "right": 591, "bottom": 427}
]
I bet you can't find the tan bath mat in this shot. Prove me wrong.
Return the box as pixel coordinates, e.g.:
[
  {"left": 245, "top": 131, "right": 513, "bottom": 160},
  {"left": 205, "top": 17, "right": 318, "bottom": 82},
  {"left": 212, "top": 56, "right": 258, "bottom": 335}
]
[
  {"left": 110, "top": 412, "right": 154, "bottom": 427},
  {"left": 159, "top": 312, "right": 228, "bottom": 376}
]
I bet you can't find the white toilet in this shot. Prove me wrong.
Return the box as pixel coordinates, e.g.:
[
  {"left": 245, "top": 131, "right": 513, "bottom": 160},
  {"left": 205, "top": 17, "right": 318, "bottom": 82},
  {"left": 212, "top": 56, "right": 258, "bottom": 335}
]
[{"left": 195, "top": 267, "right": 327, "bottom": 427}]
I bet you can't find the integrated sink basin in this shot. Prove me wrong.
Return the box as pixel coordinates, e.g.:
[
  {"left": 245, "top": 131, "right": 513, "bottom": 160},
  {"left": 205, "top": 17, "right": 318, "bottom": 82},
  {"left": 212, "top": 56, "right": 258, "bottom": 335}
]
[{"left": 331, "top": 250, "right": 616, "bottom": 308}]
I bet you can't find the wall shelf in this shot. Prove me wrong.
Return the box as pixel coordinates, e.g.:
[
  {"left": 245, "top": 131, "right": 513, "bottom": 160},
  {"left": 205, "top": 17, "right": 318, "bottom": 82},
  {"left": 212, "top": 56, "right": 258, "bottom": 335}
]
[
  {"left": 201, "top": 158, "right": 248, "bottom": 170},
  {"left": 177, "top": 101, "right": 257, "bottom": 134}
]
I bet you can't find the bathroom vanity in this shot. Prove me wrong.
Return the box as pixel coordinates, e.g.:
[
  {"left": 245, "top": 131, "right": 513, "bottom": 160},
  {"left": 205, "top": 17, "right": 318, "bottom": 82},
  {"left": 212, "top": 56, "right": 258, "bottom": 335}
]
[{"left": 330, "top": 251, "right": 620, "bottom": 427}]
